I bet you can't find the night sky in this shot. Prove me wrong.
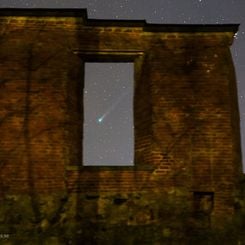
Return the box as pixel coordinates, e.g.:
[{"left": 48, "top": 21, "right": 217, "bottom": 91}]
[
  {"left": 84, "top": 63, "right": 134, "bottom": 165},
  {"left": 0, "top": 0, "right": 245, "bottom": 169}
]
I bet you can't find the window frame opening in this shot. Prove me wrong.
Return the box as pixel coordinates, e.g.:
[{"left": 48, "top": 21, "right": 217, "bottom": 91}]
[
  {"left": 78, "top": 51, "right": 144, "bottom": 169},
  {"left": 65, "top": 50, "right": 153, "bottom": 171},
  {"left": 83, "top": 61, "right": 135, "bottom": 166}
]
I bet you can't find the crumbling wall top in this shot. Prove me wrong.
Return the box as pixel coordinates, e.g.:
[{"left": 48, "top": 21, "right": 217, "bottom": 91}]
[{"left": 0, "top": 8, "right": 239, "bottom": 34}]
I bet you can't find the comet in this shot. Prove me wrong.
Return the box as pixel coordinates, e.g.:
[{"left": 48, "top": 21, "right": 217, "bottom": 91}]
[
  {"left": 97, "top": 90, "right": 130, "bottom": 124},
  {"left": 97, "top": 115, "right": 106, "bottom": 123}
]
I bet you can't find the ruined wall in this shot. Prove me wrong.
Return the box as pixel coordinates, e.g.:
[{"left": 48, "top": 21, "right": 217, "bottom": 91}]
[{"left": 0, "top": 9, "right": 242, "bottom": 244}]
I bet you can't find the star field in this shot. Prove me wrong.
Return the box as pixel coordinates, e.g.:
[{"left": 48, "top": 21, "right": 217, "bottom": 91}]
[{"left": 1, "top": 0, "right": 245, "bottom": 169}]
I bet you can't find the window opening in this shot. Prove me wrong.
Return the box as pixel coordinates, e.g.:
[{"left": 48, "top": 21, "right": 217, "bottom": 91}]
[
  {"left": 83, "top": 62, "right": 134, "bottom": 166},
  {"left": 193, "top": 192, "right": 214, "bottom": 215}
]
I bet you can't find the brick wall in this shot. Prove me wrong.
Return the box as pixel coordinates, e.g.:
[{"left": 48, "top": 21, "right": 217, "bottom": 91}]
[{"left": 0, "top": 9, "right": 242, "bottom": 242}]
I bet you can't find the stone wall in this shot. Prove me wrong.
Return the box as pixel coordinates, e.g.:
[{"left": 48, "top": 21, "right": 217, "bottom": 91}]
[{"left": 0, "top": 9, "right": 242, "bottom": 244}]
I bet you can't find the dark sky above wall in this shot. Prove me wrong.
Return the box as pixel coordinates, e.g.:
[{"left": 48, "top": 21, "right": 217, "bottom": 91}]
[{"left": 1, "top": 0, "right": 245, "bottom": 169}]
